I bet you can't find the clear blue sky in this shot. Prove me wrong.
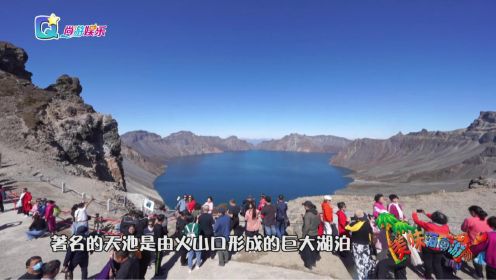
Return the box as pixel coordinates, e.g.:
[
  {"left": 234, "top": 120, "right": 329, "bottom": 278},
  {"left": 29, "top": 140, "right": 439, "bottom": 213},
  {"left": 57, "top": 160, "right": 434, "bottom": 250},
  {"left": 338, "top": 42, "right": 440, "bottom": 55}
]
[{"left": 2, "top": 0, "right": 495, "bottom": 139}]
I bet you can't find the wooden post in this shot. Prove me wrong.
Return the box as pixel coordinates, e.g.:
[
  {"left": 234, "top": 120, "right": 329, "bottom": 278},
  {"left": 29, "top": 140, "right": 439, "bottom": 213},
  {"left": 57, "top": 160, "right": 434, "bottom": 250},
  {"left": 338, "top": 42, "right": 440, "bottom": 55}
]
[
  {"left": 124, "top": 196, "right": 127, "bottom": 207},
  {"left": 107, "top": 199, "right": 111, "bottom": 211},
  {"left": 61, "top": 182, "right": 66, "bottom": 193}
]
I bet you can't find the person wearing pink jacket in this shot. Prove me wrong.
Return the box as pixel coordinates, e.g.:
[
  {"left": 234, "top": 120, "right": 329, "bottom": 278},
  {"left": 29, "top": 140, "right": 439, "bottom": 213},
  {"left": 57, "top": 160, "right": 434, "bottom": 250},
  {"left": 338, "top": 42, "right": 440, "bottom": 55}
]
[
  {"left": 387, "top": 194, "right": 405, "bottom": 220},
  {"left": 471, "top": 216, "right": 496, "bottom": 279},
  {"left": 462, "top": 205, "right": 492, "bottom": 278},
  {"left": 45, "top": 200, "right": 56, "bottom": 233}
]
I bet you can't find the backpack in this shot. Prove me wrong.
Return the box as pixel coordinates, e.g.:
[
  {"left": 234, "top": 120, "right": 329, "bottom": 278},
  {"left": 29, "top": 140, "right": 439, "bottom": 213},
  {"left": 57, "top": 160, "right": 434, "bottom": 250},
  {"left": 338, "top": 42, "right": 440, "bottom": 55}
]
[
  {"left": 184, "top": 223, "right": 197, "bottom": 238},
  {"left": 53, "top": 205, "right": 61, "bottom": 217}
]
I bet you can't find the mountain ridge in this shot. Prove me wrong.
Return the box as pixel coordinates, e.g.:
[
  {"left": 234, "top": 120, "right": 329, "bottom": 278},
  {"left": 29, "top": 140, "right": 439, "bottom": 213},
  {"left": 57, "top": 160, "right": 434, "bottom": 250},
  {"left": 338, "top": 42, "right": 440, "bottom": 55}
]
[
  {"left": 121, "top": 130, "right": 253, "bottom": 162},
  {"left": 332, "top": 111, "right": 496, "bottom": 186},
  {"left": 257, "top": 133, "right": 352, "bottom": 153},
  {"left": 0, "top": 41, "right": 126, "bottom": 190}
]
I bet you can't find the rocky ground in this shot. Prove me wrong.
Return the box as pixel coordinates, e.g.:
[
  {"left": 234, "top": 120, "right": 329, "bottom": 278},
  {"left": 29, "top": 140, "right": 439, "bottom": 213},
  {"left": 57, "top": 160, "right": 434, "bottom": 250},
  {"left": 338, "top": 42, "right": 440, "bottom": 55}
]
[{"left": 1, "top": 149, "right": 494, "bottom": 279}]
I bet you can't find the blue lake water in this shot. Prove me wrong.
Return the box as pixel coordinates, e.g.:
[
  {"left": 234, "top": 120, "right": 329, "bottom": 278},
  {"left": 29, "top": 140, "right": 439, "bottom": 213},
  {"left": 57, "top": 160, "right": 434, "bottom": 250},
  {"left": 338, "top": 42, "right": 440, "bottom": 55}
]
[{"left": 154, "top": 151, "right": 352, "bottom": 208}]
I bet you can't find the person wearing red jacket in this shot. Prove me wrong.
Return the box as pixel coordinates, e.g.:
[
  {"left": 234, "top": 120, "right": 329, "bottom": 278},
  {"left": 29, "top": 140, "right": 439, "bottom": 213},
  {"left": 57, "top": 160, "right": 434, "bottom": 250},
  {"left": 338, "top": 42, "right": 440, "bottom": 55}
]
[
  {"left": 336, "top": 202, "right": 349, "bottom": 236},
  {"left": 412, "top": 210, "right": 450, "bottom": 279},
  {"left": 22, "top": 188, "right": 33, "bottom": 216},
  {"left": 187, "top": 195, "right": 196, "bottom": 213},
  {"left": 321, "top": 195, "right": 334, "bottom": 235}
]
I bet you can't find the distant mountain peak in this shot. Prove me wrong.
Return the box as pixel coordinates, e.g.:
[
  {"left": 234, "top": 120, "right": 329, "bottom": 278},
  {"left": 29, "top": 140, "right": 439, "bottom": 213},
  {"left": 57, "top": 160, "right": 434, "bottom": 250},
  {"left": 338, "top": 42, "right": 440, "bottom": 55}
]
[
  {"left": 121, "top": 130, "right": 253, "bottom": 160},
  {"left": 257, "top": 133, "right": 351, "bottom": 153}
]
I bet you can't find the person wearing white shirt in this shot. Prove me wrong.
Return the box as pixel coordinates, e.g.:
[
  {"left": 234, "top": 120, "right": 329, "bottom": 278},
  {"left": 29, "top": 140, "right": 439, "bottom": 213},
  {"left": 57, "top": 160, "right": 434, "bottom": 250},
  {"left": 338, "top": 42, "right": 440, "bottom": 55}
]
[{"left": 73, "top": 197, "right": 94, "bottom": 234}]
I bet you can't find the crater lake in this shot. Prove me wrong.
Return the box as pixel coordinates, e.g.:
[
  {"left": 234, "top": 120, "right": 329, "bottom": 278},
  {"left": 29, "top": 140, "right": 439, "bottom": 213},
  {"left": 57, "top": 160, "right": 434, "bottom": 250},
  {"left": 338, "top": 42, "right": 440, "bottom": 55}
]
[{"left": 155, "top": 150, "right": 352, "bottom": 208}]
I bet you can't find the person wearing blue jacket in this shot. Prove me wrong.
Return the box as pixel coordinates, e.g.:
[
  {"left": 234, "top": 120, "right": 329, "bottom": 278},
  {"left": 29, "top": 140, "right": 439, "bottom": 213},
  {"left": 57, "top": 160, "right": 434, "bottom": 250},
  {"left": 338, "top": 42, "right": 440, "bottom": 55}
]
[{"left": 213, "top": 207, "right": 231, "bottom": 266}]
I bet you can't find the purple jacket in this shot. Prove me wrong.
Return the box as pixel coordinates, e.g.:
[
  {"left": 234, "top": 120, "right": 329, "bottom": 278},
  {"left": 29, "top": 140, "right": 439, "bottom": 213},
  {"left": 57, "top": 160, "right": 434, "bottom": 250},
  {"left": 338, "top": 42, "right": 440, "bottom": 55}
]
[
  {"left": 472, "top": 231, "right": 496, "bottom": 268},
  {"left": 388, "top": 203, "right": 404, "bottom": 220}
]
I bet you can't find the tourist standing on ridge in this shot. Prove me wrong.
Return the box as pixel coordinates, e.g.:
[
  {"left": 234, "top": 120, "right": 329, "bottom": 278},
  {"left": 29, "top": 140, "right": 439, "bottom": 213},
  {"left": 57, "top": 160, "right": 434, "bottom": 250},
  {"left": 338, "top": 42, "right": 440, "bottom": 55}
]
[
  {"left": 184, "top": 215, "right": 202, "bottom": 272},
  {"left": 462, "top": 205, "right": 492, "bottom": 278},
  {"left": 346, "top": 210, "right": 375, "bottom": 280},
  {"left": 257, "top": 194, "right": 266, "bottom": 212},
  {"left": 300, "top": 201, "right": 320, "bottom": 269},
  {"left": 336, "top": 202, "right": 349, "bottom": 236},
  {"left": 241, "top": 195, "right": 254, "bottom": 217},
  {"left": 62, "top": 226, "right": 89, "bottom": 279},
  {"left": 175, "top": 211, "right": 189, "bottom": 266},
  {"left": 44, "top": 200, "right": 56, "bottom": 234},
  {"left": 176, "top": 195, "right": 187, "bottom": 213},
  {"left": 191, "top": 203, "right": 202, "bottom": 221},
  {"left": 213, "top": 207, "right": 231, "bottom": 267},
  {"left": 19, "top": 256, "right": 43, "bottom": 279},
  {"left": 125, "top": 224, "right": 151, "bottom": 279},
  {"left": 471, "top": 216, "right": 496, "bottom": 279},
  {"left": 30, "top": 199, "right": 42, "bottom": 217},
  {"left": 412, "top": 210, "right": 450, "bottom": 279},
  {"left": 372, "top": 193, "right": 388, "bottom": 257},
  {"left": 244, "top": 201, "right": 260, "bottom": 237},
  {"left": 321, "top": 195, "right": 334, "bottom": 235},
  {"left": 198, "top": 205, "right": 215, "bottom": 260},
  {"left": 37, "top": 198, "right": 47, "bottom": 218},
  {"left": 143, "top": 219, "right": 156, "bottom": 267},
  {"left": 187, "top": 195, "right": 197, "bottom": 213},
  {"left": 203, "top": 196, "right": 214, "bottom": 214},
  {"left": 153, "top": 215, "right": 167, "bottom": 276},
  {"left": 275, "top": 194, "right": 288, "bottom": 238},
  {"left": 261, "top": 196, "right": 277, "bottom": 236},
  {"left": 372, "top": 193, "right": 388, "bottom": 219},
  {"left": 227, "top": 199, "right": 241, "bottom": 234},
  {"left": 18, "top": 188, "right": 32, "bottom": 216},
  {"left": 73, "top": 197, "right": 95, "bottom": 234},
  {"left": 387, "top": 194, "right": 405, "bottom": 221}
]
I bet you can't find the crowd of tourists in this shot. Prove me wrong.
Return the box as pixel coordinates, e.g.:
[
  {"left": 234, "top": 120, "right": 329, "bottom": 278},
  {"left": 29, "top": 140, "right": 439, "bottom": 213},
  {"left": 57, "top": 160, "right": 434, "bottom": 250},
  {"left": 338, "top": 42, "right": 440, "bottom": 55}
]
[
  {"left": 330, "top": 193, "right": 496, "bottom": 280},
  {"left": 2, "top": 185, "right": 496, "bottom": 279}
]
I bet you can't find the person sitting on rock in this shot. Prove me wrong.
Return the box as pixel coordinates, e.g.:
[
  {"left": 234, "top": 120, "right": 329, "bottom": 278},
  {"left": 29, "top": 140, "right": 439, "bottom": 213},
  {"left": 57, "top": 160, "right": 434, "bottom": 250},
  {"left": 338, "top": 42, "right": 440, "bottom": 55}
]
[{"left": 26, "top": 212, "right": 47, "bottom": 240}]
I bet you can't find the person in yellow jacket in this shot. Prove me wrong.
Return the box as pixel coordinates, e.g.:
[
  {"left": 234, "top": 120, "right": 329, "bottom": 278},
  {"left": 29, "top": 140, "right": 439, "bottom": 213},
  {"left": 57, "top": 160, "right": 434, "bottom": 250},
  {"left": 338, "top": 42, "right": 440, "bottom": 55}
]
[{"left": 345, "top": 210, "right": 376, "bottom": 280}]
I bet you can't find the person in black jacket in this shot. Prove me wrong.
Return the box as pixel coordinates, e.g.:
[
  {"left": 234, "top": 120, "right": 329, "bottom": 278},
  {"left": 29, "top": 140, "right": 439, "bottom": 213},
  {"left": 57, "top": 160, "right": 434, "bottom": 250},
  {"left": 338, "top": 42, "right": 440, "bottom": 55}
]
[
  {"left": 26, "top": 212, "right": 47, "bottom": 240},
  {"left": 345, "top": 210, "right": 376, "bottom": 280},
  {"left": 62, "top": 226, "right": 90, "bottom": 279},
  {"left": 175, "top": 211, "right": 189, "bottom": 266},
  {"left": 198, "top": 205, "right": 215, "bottom": 260},
  {"left": 153, "top": 215, "right": 167, "bottom": 276}
]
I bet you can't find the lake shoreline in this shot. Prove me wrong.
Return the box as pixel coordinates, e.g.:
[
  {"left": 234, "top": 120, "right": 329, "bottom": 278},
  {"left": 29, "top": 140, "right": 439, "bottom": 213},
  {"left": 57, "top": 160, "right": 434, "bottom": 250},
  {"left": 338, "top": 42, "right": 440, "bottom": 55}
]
[{"left": 147, "top": 150, "right": 472, "bottom": 208}]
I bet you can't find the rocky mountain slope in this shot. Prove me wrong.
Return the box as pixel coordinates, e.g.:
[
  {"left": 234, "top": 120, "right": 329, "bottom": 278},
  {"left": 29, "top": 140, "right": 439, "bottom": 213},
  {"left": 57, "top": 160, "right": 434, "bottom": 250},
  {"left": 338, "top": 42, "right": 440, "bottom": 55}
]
[
  {"left": 257, "top": 133, "right": 351, "bottom": 153},
  {"left": 0, "top": 41, "right": 126, "bottom": 190},
  {"left": 332, "top": 112, "right": 496, "bottom": 185},
  {"left": 121, "top": 130, "right": 253, "bottom": 162}
]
